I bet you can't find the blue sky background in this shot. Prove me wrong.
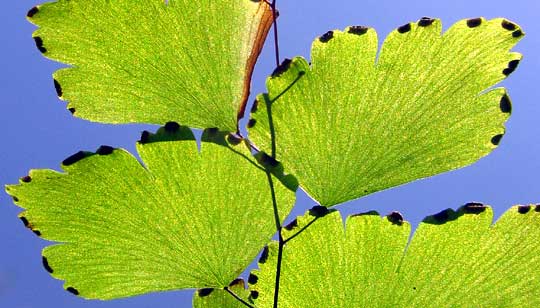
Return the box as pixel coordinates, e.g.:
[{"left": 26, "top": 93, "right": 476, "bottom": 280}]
[{"left": 1, "top": 0, "right": 539, "bottom": 307}]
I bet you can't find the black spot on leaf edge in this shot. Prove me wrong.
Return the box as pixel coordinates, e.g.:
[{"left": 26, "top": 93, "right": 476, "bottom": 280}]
[
  {"left": 251, "top": 99, "right": 259, "bottom": 113},
  {"left": 418, "top": 17, "right": 435, "bottom": 27},
  {"left": 96, "top": 145, "right": 114, "bottom": 156},
  {"left": 250, "top": 290, "right": 259, "bottom": 299},
  {"left": 42, "top": 256, "right": 53, "bottom": 273},
  {"left": 226, "top": 134, "right": 242, "bottom": 146},
  {"left": 33, "top": 37, "right": 47, "bottom": 53},
  {"left": 259, "top": 246, "right": 269, "bottom": 264},
  {"left": 466, "top": 18, "right": 482, "bottom": 28},
  {"left": 387, "top": 211, "right": 404, "bottom": 225},
  {"left": 491, "top": 134, "right": 503, "bottom": 146},
  {"left": 462, "top": 202, "right": 487, "bottom": 214},
  {"left": 53, "top": 79, "right": 63, "bottom": 97},
  {"left": 19, "top": 216, "right": 30, "bottom": 227},
  {"left": 397, "top": 23, "right": 411, "bottom": 34},
  {"left": 309, "top": 205, "right": 330, "bottom": 218},
  {"left": 62, "top": 151, "right": 88, "bottom": 166},
  {"left": 348, "top": 26, "right": 369, "bottom": 35},
  {"left": 518, "top": 205, "right": 531, "bottom": 214},
  {"left": 284, "top": 218, "right": 298, "bottom": 231},
  {"left": 501, "top": 20, "right": 517, "bottom": 31},
  {"left": 248, "top": 273, "right": 259, "bottom": 285},
  {"left": 66, "top": 287, "right": 79, "bottom": 296},
  {"left": 272, "top": 58, "right": 292, "bottom": 77},
  {"left": 500, "top": 94, "right": 512, "bottom": 113},
  {"left": 503, "top": 59, "right": 520, "bottom": 76},
  {"left": 228, "top": 278, "right": 243, "bottom": 287},
  {"left": 351, "top": 210, "right": 379, "bottom": 218},
  {"left": 433, "top": 209, "right": 451, "bottom": 222},
  {"left": 164, "top": 121, "right": 180, "bottom": 133},
  {"left": 512, "top": 29, "right": 523, "bottom": 38},
  {"left": 198, "top": 288, "right": 214, "bottom": 297},
  {"left": 27, "top": 6, "right": 39, "bottom": 18},
  {"left": 319, "top": 31, "right": 334, "bottom": 43},
  {"left": 139, "top": 131, "right": 151, "bottom": 144},
  {"left": 247, "top": 118, "right": 257, "bottom": 128}
]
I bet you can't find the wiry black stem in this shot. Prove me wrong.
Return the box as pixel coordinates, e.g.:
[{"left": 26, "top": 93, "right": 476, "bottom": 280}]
[
  {"left": 274, "top": 230, "right": 285, "bottom": 308},
  {"left": 225, "top": 287, "right": 255, "bottom": 308},
  {"left": 267, "top": 2, "right": 284, "bottom": 308},
  {"left": 265, "top": 170, "right": 284, "bottom": 308},
  {"left": 270, "top": 0, "right": 281, "bottom": 67}
]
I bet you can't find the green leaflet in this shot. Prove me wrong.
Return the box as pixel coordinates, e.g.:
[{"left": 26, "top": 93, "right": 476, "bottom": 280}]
[
  {"left": 193, "top": 279, "right": 252, "bottom": 308},
  {"left": 251, "top": 204, "right": 540, "bottom": 308},
  {"left": 28, "top": 0, "right": 273, "bottom": 132},
  {"left": 249, "top": 18, "right": 524, "bottom": 207},
  {"left": 5, "top": 125, "right": 295, "bottom": 300}
]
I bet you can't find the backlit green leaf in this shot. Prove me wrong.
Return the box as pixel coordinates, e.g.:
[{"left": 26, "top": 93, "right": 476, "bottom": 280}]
[
  {"left": 5, "top": 125, "right": 295, "bottom": 300},
  {"left": 251, "top": 204, "right": 540, "bottom": 307},
  {"left": 28, "top": 0, "right": 273, "bottom": 131},
  {"left": 249, "top": 18, "right": 523, "bottom": 206}
]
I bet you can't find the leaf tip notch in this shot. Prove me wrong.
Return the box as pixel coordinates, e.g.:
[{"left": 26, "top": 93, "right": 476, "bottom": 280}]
[
  {"left": 499, "top": 18, "right": 524, "bottom": 38},
  {"left": 501, "top": 19, "right": 517, "bottom": 31},
  {"left": 483, "top": 17, "right": 521, "bottom": 38}
]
